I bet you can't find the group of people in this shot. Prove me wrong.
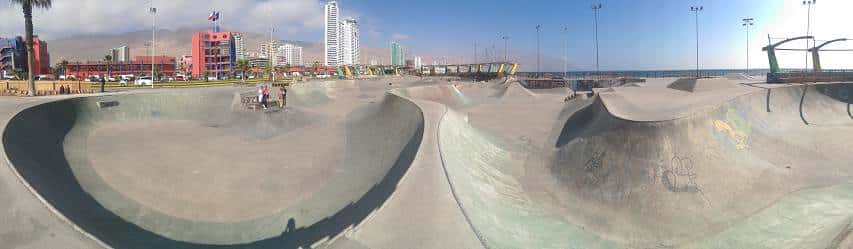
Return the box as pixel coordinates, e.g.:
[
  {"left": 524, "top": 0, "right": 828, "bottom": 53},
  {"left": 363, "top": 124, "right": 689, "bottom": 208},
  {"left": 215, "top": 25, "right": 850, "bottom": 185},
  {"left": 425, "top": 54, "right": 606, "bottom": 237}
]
[
  {"left": 57, "top": 85, "right": 74, "bottom": 95},
  {"left": 257, "top": 85, "right": 288, "bottom": 109}
]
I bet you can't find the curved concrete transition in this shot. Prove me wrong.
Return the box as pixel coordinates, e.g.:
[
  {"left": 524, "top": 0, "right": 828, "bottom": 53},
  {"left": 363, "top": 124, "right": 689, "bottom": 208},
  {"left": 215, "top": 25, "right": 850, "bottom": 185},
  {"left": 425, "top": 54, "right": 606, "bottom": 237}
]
[
  {"left": 432, "top": 81, "right": 853, "bottom": 249},
  {"left": 2, "top": 83, "right": 424, "bottom": 248}
]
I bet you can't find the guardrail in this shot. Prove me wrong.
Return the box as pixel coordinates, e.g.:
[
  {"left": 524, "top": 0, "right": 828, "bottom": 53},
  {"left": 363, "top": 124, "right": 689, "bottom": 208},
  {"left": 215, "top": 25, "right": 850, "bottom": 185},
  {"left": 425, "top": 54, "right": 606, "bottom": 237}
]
[{"left": 1, "top": 80, "right": 94, "bottom": 96}]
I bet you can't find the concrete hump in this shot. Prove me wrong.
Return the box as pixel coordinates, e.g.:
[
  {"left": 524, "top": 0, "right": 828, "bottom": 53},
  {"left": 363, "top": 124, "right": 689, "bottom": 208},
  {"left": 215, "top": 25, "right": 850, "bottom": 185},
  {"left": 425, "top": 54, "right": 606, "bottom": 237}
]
[
  {"left": 544, "top": 83, "right": 853, "bottom": 248},
  {"left": 497, "top": 81, "right": 536, "bottom": 100},
  {"left": 393, "top": 84, "right": 470, "bottom": 108}
]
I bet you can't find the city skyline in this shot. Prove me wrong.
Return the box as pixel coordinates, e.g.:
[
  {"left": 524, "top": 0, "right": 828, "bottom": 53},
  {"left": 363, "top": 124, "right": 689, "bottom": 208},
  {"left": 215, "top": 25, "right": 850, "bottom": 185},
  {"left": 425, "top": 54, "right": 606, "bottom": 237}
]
[{"left": 1, "top": 1, "right": 852, "bottom": 71}]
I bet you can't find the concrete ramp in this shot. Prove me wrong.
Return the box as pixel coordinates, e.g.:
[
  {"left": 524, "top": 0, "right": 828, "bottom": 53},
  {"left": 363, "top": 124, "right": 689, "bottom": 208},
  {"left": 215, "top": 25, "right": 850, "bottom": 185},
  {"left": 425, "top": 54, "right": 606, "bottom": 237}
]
[
  {"left": 2, "top": 86, "right": 424, "bottom": 248},
  {"left": 438, "top": 82, "right": 853, "bottom": 248}
]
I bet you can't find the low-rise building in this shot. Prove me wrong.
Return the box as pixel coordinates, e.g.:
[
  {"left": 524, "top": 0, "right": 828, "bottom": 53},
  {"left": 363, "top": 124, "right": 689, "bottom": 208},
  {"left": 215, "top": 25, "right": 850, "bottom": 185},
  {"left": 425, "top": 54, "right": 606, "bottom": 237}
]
[
  {"left": 0, "top": 35, "right": 49, "bottom": 77},
  {"left": 65, "top": 55, "right": 177, "bottom": 79}
]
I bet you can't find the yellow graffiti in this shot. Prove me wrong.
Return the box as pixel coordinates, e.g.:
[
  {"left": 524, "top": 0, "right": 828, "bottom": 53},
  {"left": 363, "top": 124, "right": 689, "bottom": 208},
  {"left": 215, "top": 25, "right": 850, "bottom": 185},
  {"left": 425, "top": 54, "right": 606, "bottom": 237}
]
[{"left": 714, "top": 120, "right": 749, "bottom": 149}]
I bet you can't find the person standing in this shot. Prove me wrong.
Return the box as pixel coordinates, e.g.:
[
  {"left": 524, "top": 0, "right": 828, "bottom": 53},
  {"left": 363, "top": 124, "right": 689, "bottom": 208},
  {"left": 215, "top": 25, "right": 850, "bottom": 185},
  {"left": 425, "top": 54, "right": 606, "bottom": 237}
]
[
  {"left": 261, "top": 85, "right": 270, "bottom": 109},
  {"left": 99, "top": 77, "right": 106, "bottom": 93},
  {"left": 258, "top": 85, "right": 264, "bottom": 107},
  {"left": 279, "top": 86, "right": 287, "bottom": 108}
]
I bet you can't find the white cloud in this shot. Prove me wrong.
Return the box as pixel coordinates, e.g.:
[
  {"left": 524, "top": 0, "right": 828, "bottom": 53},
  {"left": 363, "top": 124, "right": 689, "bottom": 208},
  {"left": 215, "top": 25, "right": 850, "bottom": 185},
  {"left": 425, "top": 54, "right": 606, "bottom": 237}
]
[
  {"left": 390, "top": 33, "right": 410, "bottom": 41},
  {"left": 0, "top": 0, "right": 325, "bottom": 40},
  {"left": 756, "top": 0, "right": 853, "bottom": 70}
]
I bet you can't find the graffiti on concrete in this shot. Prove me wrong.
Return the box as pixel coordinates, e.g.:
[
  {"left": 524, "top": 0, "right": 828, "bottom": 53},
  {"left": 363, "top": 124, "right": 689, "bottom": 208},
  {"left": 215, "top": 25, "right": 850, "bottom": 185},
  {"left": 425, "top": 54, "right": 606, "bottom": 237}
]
[
  {"left": 662, "top": 155, "right": 712, "bottom": 206},
  {"left": 713, "top": 109, "right": 752, "bottom": 150},
  {"left": 662, "top": 156, "right": 700, "bottom": 193}
]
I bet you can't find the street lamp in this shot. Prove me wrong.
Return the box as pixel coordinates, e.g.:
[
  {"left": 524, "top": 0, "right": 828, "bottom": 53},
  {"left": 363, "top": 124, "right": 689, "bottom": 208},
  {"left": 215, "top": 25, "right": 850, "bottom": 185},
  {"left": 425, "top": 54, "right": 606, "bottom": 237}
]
[
  {"left": 149, "top": 4, "right": 157, "bottom": 88},
  {"left": 591, "top": 3, "right": 602, "bottom": 79},
  {"left": 690, "top": 5, "right": 703, "bottom": 78},
  {"left": 473, "top": 41, "right": 477, "bottom": 65},
  {"left": 501, "top": 35, "right": 510, "bottom": 62},
  {"left": 803, "top": 0, "right": 816, "bottom": 72},
  {"left": 742, "top": 18, "right": 754, "bottom": 75},
  {"left": 562, "top": 25, "right": 569, "bottom": 79},
  {"left": 536, "top": 24, "right": 541, "bottom": 78}
]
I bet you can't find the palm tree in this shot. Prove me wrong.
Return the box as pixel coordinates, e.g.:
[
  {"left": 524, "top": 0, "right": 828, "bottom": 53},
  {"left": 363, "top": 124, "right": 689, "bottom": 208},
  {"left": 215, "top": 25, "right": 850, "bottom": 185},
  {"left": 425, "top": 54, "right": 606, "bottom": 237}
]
[
  {"left": 12, "top": 0, "right": 52, "bottom": 96},
  {"left": 236, "top": 59, "right": 249, "bottom": 82},
  {"left": 103, "top": 54, "right": 112, "bottom": 80}
]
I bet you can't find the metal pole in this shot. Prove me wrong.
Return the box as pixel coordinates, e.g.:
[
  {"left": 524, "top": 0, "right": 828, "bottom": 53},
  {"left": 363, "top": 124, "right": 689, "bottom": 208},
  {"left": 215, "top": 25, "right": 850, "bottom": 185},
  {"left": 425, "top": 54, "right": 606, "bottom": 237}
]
[
  {"left": 501, "top": 35, "right": 509, "bottom": 62},
  {"left": 536, "top": 25, "right": 541, "bottom": 78},
  {"left": 562, "top": 26, "right": 568, "bottom": 79},
  {"left": 804, "top": 1, "right": 814, "bottom": 72},
  {"left": 690, "top": 6, "right": 702, "bottom": 78},
  {"left": 593, "top": 7, "right": 600, "bottom": 79},
  {"left": 150, "top": 4, "right": 156, "bottom": 88},
  {"left": 473, "top": 41, "right": 477, "bottom": 65},
  {"left": 742, "top": 18, "right": 753, "bottom": 75}
]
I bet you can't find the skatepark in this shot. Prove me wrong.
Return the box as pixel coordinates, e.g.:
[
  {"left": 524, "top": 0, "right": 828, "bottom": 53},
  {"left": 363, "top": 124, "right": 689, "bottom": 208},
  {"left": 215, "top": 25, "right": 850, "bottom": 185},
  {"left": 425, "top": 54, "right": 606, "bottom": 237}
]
[{"left": 0, "top": 77, "right": 851, "bottom": 249}]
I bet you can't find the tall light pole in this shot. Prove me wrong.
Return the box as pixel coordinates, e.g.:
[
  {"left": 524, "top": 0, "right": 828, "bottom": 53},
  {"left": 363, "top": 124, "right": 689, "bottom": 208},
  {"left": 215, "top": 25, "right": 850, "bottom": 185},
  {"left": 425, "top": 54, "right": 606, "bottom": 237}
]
[
  {"left": 536, "top": 24, "right": 541, "bottom": 78},
  {"left": 562, "top": 25, "right": 569, "bottom": 79},
  {"left": 501, "top": 35, "right": 510, "bottom": 62},
  {"left": 690, "top": 6, "right": 703, "bottom": 78},
  {"left": 269, "top": 27, "right": 276, "bottom": 82},
  {"left": 742, "top": 18, "right": 754, "bottom": 75},
  {"left": 149, "top": 3, "right": 157, "bottom": 88},
  {"left": 803, "top": 0, "right": 816, "bottom": 72},
  {"left": 591, "top": 3, "right": 602, "bottom": 79},
  {"left": 473, "top": 41, "right": 478, "bottom": 65}
]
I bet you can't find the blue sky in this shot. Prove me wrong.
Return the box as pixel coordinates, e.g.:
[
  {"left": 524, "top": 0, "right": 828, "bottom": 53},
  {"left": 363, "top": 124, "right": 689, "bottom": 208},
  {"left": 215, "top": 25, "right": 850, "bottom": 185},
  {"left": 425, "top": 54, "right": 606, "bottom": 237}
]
[
  {"left": 345, "top": 0, "right": 786, "bottom": 71},
  {"left": 2, "top": 0, "right": 851, "bottom": 71}
]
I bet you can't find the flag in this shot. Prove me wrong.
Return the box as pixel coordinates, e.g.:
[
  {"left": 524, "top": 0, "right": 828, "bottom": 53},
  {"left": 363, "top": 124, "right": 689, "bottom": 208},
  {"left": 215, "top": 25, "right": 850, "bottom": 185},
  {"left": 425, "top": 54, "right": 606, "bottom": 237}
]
[{"left": 208, "top": 11, "right": 220, "bottom": 21}]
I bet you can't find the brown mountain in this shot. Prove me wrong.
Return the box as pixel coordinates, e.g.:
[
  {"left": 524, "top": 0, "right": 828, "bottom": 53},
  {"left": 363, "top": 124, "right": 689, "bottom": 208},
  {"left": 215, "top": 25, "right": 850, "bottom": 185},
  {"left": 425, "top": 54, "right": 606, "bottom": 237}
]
[{"left": 46, "top": 28, "right": 391, "bottom": 65}]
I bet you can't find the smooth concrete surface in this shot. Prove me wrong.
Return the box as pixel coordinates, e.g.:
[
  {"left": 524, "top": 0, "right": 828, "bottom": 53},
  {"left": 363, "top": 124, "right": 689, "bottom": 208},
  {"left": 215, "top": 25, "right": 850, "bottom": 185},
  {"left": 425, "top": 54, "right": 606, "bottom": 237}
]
[{"left": 0, "top": 77, "right": 851, "bottom": 249}]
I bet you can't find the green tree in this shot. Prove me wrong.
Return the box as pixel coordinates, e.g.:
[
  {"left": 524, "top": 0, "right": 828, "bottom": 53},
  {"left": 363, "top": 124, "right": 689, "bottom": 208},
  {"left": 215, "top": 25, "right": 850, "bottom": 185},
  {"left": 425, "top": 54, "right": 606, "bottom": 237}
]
[
  {"left": 54, "top": 59, "right": 68, "bottom": 78},
  {"left": 103, "top": 54, "right": 112, "bottom": 81},
  {"left": 236, "top": 59, "right": 249, "bottom": 83},
  {"left": 12, "top": 0, "right": 52, "bottom": 96}
]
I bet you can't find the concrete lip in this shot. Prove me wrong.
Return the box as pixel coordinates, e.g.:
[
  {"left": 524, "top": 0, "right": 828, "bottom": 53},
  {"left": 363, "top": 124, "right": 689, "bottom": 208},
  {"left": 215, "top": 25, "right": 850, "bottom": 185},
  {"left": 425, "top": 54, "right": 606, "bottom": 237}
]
[{"left": 2, "top": 83, "right": 425, "bottom": 248}]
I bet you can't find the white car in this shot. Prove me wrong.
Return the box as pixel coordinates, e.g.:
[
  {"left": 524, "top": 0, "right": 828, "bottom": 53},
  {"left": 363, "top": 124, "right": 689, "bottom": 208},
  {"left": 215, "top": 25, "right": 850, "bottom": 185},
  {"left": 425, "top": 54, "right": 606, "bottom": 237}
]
[{"left": 135, "top": 77, "right": 153, "bottom": 86}]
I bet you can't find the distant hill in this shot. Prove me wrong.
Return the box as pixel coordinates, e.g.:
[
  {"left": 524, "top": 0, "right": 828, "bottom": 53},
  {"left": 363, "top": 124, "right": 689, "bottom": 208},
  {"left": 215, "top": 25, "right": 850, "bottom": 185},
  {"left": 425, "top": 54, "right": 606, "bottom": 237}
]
[{"left": 46, "top": 28, "right": 391, "bottom": 65}]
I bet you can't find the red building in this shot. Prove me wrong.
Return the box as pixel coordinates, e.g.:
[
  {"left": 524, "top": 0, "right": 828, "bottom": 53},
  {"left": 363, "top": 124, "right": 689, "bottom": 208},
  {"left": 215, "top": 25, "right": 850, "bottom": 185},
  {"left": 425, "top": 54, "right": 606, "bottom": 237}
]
[
  {"left": 31, "top": 35, "right": 50, "bottom": 76},
  {"left": 191, "top": 30, "right": 235, "bottom": 78},
  {"left": 65, "top": 55, "right": 176, "bottom": 79}
]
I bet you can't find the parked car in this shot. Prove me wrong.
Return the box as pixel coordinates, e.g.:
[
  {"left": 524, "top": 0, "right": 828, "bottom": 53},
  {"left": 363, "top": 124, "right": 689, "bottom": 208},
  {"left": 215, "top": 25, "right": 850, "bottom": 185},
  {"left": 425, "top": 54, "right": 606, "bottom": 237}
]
[{"left": 135, "top": 77, "right": 153, "bottom": 86}]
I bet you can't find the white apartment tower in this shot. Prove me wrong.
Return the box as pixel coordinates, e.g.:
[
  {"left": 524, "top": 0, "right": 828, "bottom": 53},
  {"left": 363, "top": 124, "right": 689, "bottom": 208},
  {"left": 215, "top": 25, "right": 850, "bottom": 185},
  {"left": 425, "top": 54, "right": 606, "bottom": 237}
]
[
  {"left": 233, "top": 33, "right": 246, "bottom": 60},
  {"left": 109, "top": 46, "right": 130, "bottom": 62},
  {"left": 281, "top": 43, "right": 303, "bottom": 66},
  {"left": 340, "top": 18, "right": 359, "bottom": 65},
  {"left": 324, "top": 1, "right": 340, "bottom": 66}
]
